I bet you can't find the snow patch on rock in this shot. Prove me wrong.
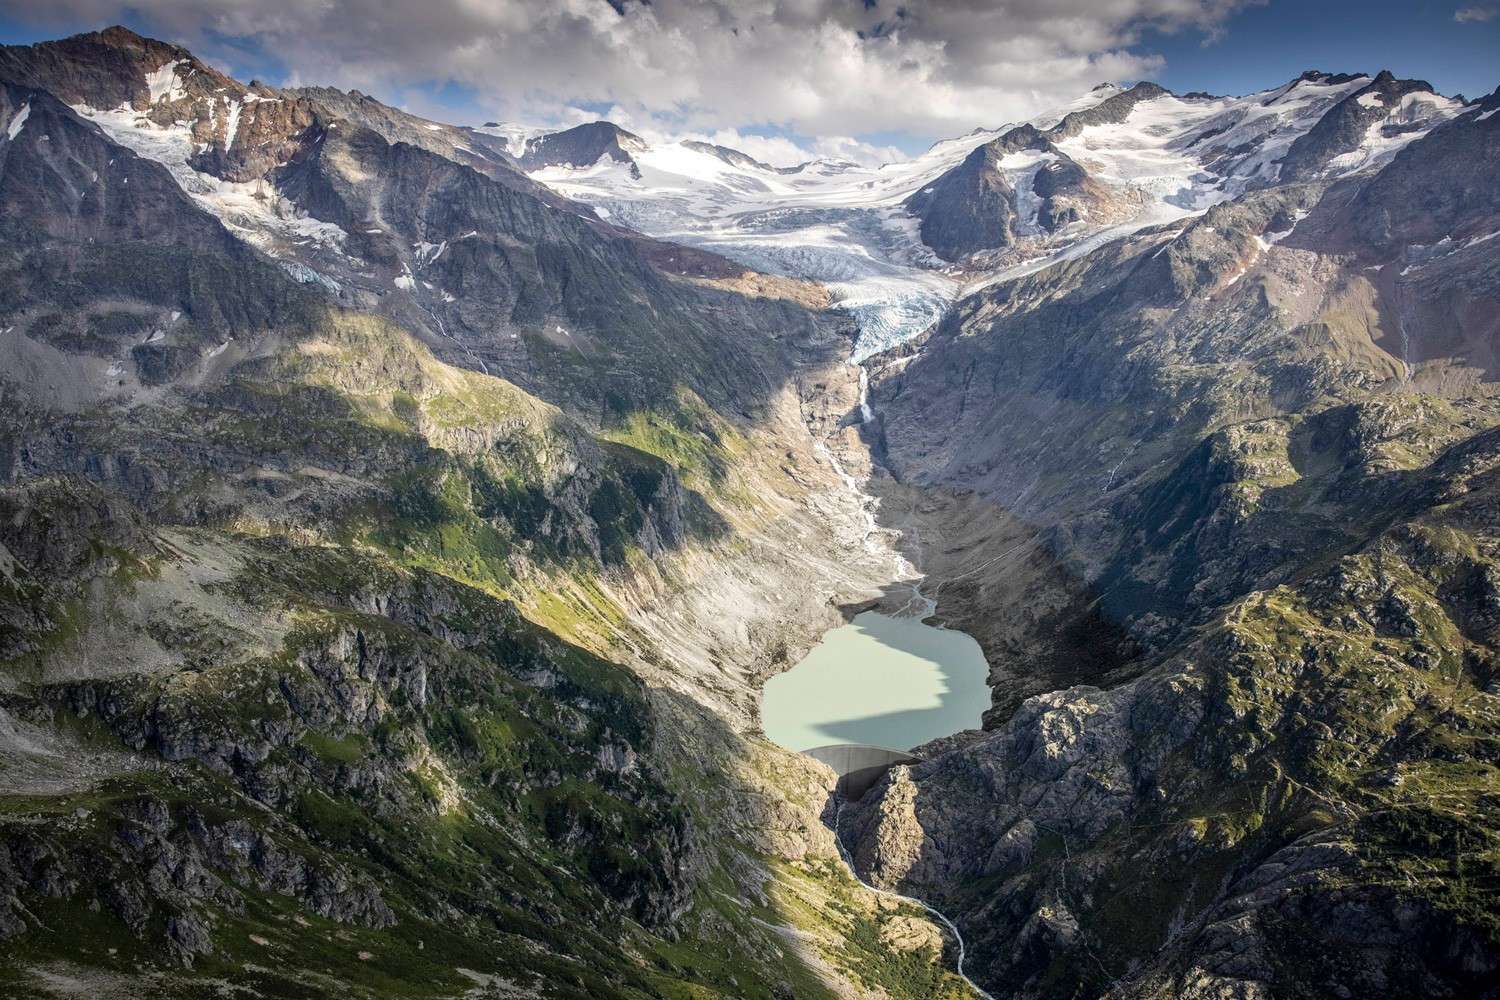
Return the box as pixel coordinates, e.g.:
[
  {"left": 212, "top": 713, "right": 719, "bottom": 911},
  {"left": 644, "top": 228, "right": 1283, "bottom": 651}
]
[
  {"left": 143, "top": 60, "right": 189, "bottom": 105},
  {"left": 5, "top": 102, "right": 28, "bottom": 141}
]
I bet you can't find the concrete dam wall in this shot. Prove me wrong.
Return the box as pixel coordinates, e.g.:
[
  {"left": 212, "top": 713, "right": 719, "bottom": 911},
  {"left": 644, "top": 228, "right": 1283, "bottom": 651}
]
[{"left": 803, "top": 744, "right": 924, "bottom": 800}]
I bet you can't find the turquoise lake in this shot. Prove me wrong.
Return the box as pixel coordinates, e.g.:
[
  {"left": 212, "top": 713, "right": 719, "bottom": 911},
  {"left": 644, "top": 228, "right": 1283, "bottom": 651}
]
[{"left": 760, "top": 611, "right": 991, "bottom": 753}]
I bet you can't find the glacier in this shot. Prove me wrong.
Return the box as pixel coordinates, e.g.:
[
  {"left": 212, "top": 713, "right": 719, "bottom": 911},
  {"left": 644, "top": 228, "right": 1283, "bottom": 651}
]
[{"left": 518, "top": 74, "right": 1462, "bottom": 362}]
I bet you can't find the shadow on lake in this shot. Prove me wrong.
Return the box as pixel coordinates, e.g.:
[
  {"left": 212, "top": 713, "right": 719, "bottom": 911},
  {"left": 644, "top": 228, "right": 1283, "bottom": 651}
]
[{"left": 760, "top": 611, "right": 990, "bottom": 753}]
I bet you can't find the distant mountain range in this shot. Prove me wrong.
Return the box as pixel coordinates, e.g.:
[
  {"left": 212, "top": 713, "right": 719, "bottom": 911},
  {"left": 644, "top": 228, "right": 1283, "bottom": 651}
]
[{"left": 503, "top": 69, "right": 1474, "bottom": 358}]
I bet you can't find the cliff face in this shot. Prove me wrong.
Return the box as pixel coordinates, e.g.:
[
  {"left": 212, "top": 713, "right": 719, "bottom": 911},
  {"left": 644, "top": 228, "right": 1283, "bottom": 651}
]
[
  {"left": 519, "top": 121, "right": 648, "bottom": 178},
  {"left": 0, "top": 27, "right": 981, "bottom": 999},
  {"left": 844, "top": 96, "right": 1500, "bottom": 999},
  {"left": 3, "top": 24, "right": 1499, "bottom": 1000},
  {"left": 905, "top": 142, "right": 1022, "bottom": 262},
  {"left": 903, "top": 83, "right": 1173, "bottom": 262}
]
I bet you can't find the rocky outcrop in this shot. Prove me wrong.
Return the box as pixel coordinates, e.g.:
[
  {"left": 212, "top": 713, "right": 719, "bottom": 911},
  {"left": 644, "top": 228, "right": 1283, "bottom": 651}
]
[
  {"left": 1279, "top": 71, "right": 1442, "bottom": 184},
  {"left": 1318, "top": 85, "right": 1500, "bottom": 255},
  {"left": 905, "top": 82, "right": 1169, "bottom": 260},
  {"left": 678, "top": 139, "right": 780, "bottom": 173},
  {"left": 0, "top": 26, "right": 542, "bottom": 196},
  {"left": 520, "top": 121, "right": 647, "bottom": 178},
  {"left": 1045, "top": 81, "right": 1171, "bottom": 140},
  {"left": 0, "top": 25, "right": 230, "bottom": 114},
  {"left": 1032, "top": 152, "right": 1117, "bottom": 233},
  {"left": 905, "top": 142, "right": 1021, "bottom": 260}
]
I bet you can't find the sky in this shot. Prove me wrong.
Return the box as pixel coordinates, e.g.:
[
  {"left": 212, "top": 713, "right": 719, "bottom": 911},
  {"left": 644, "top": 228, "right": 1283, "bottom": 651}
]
[{"left": 0, "top": 0, "right": 1496, "bottom": 166}]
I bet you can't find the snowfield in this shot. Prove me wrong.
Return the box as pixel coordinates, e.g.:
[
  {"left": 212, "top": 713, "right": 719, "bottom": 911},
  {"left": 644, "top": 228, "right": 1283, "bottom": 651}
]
[
  {"left": 517, "top": 75, "right": 1460, "bottom": 360},
  {"left": 74, "top": 102, "right": 351, "bottom": 260},
  {"left": 528, "top": 122, "right": 1009, "bottom": 361},
  {"left": 64, "top": 59, "right": 1464, "bottom": 365}
]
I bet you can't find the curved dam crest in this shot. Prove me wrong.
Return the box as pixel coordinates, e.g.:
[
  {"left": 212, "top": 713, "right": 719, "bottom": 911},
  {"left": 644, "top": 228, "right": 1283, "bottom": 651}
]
[{"left": 761, "top": 611, "right": 991, "bottom": 753}]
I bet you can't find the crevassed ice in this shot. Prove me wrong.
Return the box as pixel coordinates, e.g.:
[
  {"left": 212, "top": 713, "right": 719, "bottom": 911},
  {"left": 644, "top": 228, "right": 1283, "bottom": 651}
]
[{"left": 527, "top": 73, "right": 1462, "bottom": 363}]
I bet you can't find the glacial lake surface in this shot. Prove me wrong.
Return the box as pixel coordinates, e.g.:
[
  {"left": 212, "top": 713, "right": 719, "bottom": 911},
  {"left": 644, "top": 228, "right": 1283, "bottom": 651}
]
[{"left": 760, "top": 612, "right": 991, "bottom": 753}]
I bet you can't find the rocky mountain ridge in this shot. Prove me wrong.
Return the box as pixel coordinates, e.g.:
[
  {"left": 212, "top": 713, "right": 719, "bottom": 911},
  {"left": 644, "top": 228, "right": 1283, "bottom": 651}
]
[
  {"left": 0, "top": 23, "right": 1497, "bottom": 1000},
  {"left": 513, "top": 69, "right": 1467, "bottom": 359},
  {"left": 0, "top": 25, "right": 975, "bottom": 999},
  {"left": 519, "top": 121, "right": 649, "bottom": 179}
]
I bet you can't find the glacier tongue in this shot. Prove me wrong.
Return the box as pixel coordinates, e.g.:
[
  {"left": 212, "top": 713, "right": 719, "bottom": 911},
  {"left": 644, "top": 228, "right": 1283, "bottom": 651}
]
[
  {"left": 518, "top": 72, "right": 1466, "bottom": 362},
  {"left": 531, "top": 131, "right": 994, "bottom": 361},
  {"left": 618, "top": 203, "right": 961, "bottom": 361},
  {"left": 573, "top": 190, "right": 966, "bottom": 360},
  {"left": 836, "top": 278, "right": 955, "bottom": 363}
]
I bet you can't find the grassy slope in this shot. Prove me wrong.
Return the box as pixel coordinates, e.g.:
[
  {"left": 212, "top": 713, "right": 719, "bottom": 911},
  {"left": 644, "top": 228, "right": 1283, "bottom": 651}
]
[{"left": 0, "top": 286, "right": 979, "bottom": 999}]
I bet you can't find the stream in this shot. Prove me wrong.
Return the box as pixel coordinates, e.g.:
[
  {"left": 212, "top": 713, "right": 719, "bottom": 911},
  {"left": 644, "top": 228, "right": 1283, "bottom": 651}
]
[
  {"left": 787, "top": 361, "right": 996, "bottom": 998},
  {"left": 833, "top": 796, "right": 996, "bottom": 1000}
]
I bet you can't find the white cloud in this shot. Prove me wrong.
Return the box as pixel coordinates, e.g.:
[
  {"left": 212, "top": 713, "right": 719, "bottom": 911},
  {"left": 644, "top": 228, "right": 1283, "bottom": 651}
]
[
  {"left": 590, "top": 115, "right": 904, "bottom": 168},
  {"left": 4, "top": 0, "right": 1260, "bottom": 145},
  {"left": 1454, "top": 6, "right": 1497, "bottom": 22}
]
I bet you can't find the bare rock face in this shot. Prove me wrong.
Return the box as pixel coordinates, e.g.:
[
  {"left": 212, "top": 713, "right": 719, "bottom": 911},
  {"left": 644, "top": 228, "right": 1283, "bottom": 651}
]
[
  {"left": 906, "top": 142, "right": 1021, "bottom": 261},
  {"left": 520, "top": 121, "right": 648, "bottom": 178},
  {"left": 905, "top": 82, "right": 1169, "bottom": 261},
  {"left": 903, "top": 139, "right": 1123, "bottom": 261},
  {"left": 0, "top": 25, "right": 557, "bottom": 205},
  {"left": 902, "top": 72, "right": 1469, "bottom": 265},
  {"left": 881, "top": 912, "right": 945, "bottom": 952},
  {"left": 0, "top": 85, "right": 240, "bottom": 249},
  {"left": 1324, "top": 86, "right": 1500, "bottom": 255},
  {"left": 1046, "top": 81, "right": 1172, "bottom": 140},
  {"left": 1030, "top": 154, "right": 1111, "bottom": 231},
  {"left": 0, "top": 26, "right": 306, "bottom": 183},
  {"left": 0, "top": 26, "right": 228, "bottom": 113},
  {"left": 843, "top": 764, "right": 924, "bottom": 888},
  {"left": 1278, "top": 72, "right": 1442, "bottom": 184}
]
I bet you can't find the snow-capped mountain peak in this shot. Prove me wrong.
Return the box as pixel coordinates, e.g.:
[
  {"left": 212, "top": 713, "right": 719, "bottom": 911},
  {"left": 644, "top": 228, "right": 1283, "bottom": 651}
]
[
  {"left": 6, "top": 30, "right": 1470, "bottom": 363},
  {"left": 516, "top": 71, "right": 1467, "bottom": 359}
]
